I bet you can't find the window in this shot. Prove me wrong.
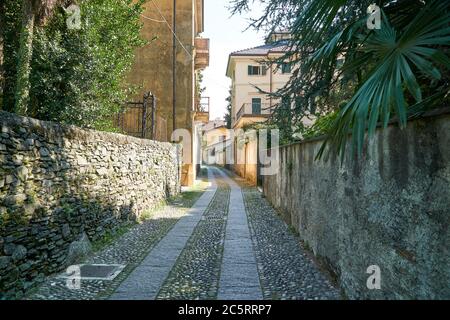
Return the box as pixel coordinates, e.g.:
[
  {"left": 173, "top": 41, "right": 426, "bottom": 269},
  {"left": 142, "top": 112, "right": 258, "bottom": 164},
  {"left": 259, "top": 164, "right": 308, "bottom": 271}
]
[
  {"left": 252, "top": 98, "right": 262, "bottom": 114},
  {"left": 281, "top": 63, "right": 291, "bottom": 74},
  {"left": 248, "top": 65, "right": 266, "bottom": 76},
  {"left": 248, "top": 65, "right": 258, "bottom": 75}
]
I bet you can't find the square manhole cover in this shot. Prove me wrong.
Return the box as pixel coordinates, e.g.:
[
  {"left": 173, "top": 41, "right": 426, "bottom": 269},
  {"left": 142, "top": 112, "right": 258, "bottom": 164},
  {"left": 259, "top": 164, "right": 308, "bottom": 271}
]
[{"left": 59, "top": 264, "right": 125, "bottom": 281}]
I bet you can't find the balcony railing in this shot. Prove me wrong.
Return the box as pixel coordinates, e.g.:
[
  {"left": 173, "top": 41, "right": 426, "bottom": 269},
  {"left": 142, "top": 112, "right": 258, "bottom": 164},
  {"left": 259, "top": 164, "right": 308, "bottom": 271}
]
[
  {"left": 236, "top": 103, "right": 272, "bottom": 122},
  {"left": 196, "top": 96, "right": 210, "bottom": 113},
  {"left": 194, "top": 38, "right": 210, "bottom": 70},
  {"left": 194, "top": 96, "right": 210, "bottom": 124}
]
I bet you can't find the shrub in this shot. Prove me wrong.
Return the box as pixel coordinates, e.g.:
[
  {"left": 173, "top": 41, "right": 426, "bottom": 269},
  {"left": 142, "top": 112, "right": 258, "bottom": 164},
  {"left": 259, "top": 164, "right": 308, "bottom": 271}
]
[{"left": 27, "top": 0, "right": 145, "bottom": 129}]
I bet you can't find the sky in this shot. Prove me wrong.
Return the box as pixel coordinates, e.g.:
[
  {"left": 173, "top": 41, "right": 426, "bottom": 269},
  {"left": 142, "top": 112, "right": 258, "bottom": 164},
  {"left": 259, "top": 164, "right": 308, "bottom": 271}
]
[{"left": 202, "top": 0, "right": 265, "bottom": 120}]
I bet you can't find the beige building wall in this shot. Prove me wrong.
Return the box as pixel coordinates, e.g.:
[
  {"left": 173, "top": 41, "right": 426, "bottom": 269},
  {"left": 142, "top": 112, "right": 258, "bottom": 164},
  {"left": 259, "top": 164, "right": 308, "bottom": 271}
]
[
  {"left": 127, "top": 0, "right": 207, "bottom": 186},
  {"left": 202, "top": 126, "right": 230, "bottom": 166},
  {"left": 229, "top": 54, "right": 291, "bottom": 128},
  {"left": 233, "top": 136, "right": 258, "bottom": 185},
  {"left": 204, "top": 126, "right": 229, "bottom": 146},
  {"left": 226, "top": 46, "right": 293, "bottom": 185}
]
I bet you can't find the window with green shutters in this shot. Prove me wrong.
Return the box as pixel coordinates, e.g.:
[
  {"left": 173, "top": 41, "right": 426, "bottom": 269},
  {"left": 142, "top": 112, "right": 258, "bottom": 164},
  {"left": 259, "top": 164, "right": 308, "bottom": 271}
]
[
  {"left": 248, "top": 65, "right": 266, "bottom": 76},
  {"left": 252, "top": 98, "right": 262, "bottom": 114}
]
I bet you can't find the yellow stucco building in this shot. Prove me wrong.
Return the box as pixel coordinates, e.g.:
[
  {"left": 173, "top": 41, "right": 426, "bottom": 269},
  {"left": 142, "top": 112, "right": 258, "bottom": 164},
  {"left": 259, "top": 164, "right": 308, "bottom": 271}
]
[{"left": 127, "top": 0, "right": 209, "bottom": 186}]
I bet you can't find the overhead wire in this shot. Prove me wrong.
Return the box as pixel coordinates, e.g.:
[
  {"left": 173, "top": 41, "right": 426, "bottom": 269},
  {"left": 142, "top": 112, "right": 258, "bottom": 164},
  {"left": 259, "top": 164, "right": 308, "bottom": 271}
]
[
  {"left": 140, "top": 14, "right": 165, "bottom": 23},
  {"left": 148, "top": 0, "right": 193, "bottom": 59}
]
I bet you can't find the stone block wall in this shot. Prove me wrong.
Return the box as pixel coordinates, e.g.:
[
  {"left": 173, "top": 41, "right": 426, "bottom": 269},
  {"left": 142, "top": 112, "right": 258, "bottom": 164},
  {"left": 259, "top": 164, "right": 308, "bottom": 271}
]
[
  {"left": 263, "top": 109, "right": 450, "bottom": 299},
  {"left": 0, "top": 111, "right": 181, "bottom": 298}
]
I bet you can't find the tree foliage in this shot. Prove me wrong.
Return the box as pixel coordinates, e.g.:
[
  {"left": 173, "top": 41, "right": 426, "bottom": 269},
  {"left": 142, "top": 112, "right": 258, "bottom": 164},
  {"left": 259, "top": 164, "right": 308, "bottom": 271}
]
[
  {"left": 14, "top": 0, "right": 66, "bottom": 115},
  {"left": 1, "top": 0, "right": 23, "bottom": 112},
  {"left": 230, "top": 0, "right": 450, "bottom": 159},
  {"left": 225, "top": 89, "right": 232, "bottom": 129},
  {"left": 302, "top": 111, "right": 338, "bottom": 140},
  {"left": 1, "top": 0, "right": 146, "bottom": 130}
]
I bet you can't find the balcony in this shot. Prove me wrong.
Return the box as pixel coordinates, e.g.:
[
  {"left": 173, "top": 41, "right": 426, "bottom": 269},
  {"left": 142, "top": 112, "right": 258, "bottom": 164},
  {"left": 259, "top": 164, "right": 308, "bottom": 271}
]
[
  {"left": 194, "top": 96, "right": 210, "bottom": 124},
  {"left": 195, "top": 38, "right": 210, "bottom": 70},
  {"left": 236, "top": 103, "right": 272, "bottom": 122},
  {"left": 234, "top": 103, "right": 273, "bottom": 126}
]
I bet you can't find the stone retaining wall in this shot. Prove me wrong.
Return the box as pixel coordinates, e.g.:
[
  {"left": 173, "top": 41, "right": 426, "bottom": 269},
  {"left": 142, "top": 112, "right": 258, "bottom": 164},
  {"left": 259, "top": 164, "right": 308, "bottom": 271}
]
[
  {"left": 0, "top": 111, "right": 181, "bottom": 299},
  {"left": 263, "top": 109, "right": 450, "bottom": 299}
]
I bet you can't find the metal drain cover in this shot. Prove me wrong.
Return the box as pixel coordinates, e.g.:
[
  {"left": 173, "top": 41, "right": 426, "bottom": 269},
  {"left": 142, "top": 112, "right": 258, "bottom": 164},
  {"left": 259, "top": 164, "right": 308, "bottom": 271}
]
[{"left": 59, "top": 264, "right": 125, "bottom": 281}]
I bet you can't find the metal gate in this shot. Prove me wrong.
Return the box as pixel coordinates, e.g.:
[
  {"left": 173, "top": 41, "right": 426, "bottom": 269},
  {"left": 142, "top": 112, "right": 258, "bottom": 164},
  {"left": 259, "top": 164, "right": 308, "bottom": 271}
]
[{"left": 115, "top": 92, "right": 158, "bottom": 140}]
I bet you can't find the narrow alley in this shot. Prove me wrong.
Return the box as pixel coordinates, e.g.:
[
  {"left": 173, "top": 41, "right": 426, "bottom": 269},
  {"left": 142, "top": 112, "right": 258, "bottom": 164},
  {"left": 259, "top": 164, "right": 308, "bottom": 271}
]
[
  {"left": 27, "top": 167, "right": 340, "bottom": 300},
  {"left": 1, "top": 0, "right": 449, "bottom": 307}
]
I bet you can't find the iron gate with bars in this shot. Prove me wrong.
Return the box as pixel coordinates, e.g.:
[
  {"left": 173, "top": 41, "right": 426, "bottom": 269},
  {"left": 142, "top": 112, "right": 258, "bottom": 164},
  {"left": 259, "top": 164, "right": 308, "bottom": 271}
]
[{"left": 115, "top": 92, "right": 158, "bottom": 140}]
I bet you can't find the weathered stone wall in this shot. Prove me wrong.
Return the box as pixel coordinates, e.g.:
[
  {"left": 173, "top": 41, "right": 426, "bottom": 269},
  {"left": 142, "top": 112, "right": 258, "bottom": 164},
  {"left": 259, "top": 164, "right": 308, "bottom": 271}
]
[
  {"left": 0, "top": 111, "right": 181, "bottom": 299},
  {"left": 263, "top": 110, "right": 450, "bottom": 299}
]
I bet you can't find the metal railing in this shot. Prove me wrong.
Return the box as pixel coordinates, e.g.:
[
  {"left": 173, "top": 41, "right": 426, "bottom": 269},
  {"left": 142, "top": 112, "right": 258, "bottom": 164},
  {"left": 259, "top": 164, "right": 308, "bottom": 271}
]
[
  {"left": 115, "top": 92, "right": 158, "bottom": 140},
  {"left": 236, "top": 103, "right": 272, "bottom": 121},
  {"left": 196, "top": 96, "right": 210, "bottom": 113}
]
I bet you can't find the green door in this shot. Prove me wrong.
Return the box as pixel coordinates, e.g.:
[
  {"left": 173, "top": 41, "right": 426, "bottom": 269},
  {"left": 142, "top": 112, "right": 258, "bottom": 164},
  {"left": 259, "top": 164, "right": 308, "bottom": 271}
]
[{"left": 252, "top": 98, "right": 261, "bottom": 114}]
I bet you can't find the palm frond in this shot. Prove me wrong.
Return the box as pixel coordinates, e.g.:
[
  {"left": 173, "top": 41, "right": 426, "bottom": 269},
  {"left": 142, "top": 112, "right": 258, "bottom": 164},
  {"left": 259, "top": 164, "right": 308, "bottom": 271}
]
[{"left": 320, "top": 0, "right": 450, "bottom": 160}]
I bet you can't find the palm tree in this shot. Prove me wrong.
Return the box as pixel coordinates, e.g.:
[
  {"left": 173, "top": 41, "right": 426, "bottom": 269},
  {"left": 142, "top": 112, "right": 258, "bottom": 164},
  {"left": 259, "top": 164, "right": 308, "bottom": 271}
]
[
  {"left": 303, "top": 0, "right": 450, "bottom": 159},
  {"left": 231, "top": 0, "right": 450, "bottom": 158},
  {"left": 14, "top": 0, "right": 63, "bottom": 115}
]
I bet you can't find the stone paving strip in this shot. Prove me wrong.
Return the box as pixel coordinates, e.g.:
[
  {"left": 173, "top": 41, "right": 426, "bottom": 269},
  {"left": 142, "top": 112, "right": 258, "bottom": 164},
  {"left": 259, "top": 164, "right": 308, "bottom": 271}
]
[
  {"left": 26, "top": 172, "right": 213, "bottom": 300},
  {"left": 110, "top": 169, "right": 218, "bottom": 300},
  {"left": 240, "top": 183, "right": 341, "bottom": 300},
  {"left": 216, "top": 169, "right": 263, "bottom": 300},
  {"left": 156, "top": 169, "right": 230, "bottom": 300}
]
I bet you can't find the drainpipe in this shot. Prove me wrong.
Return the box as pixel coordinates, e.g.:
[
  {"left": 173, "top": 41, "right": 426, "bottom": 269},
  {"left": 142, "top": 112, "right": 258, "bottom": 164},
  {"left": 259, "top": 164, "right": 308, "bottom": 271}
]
[
  {"left": 269, "top": 64, "right": 273, "bottom": 111},
  {"left": 172, "top": 0, "right": 177, "bottom": 137}
]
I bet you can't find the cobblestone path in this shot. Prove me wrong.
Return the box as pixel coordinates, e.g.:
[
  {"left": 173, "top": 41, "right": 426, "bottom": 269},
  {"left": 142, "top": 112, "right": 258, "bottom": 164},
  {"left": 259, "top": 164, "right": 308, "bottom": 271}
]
[
  {"left": 217, "top": 170, "right": 263, "bottom": 300},
  {"left": 156, "top": 170, "right": 229, "bottom": 300},
  {"left": 26, "top": 174, "right": 212, "bottom": 300},
  {"left": 241, "top": 181, "right": 341, "bottom": 300},
  {"left": 110, "top": 170, "right": 218, "bottom": 300},
  {"left": 27, "top": 167, "right": 340, "bottom": 300}
]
